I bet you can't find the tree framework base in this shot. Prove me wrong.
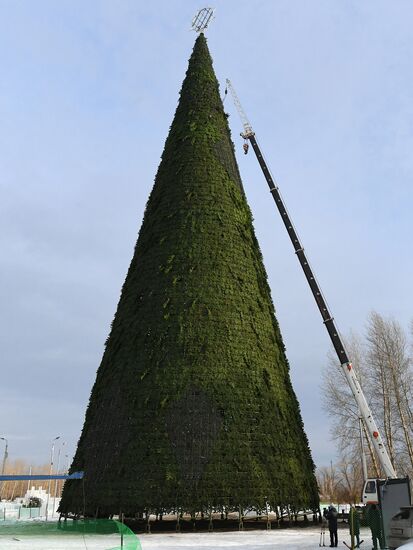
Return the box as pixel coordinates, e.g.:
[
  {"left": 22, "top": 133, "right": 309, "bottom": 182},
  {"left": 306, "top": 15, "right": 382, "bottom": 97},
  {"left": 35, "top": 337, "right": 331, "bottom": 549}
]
[{"left": 123, "top": 514, "right": 319, "bottom": 533}]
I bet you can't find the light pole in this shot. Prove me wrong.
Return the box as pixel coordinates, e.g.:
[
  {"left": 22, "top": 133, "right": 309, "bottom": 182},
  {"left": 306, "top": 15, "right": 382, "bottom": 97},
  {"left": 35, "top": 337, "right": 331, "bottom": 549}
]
[
  {"left": 0, "top": 437, "right": 8, "bottom": 499},
  {"left": 52, "top": 441, "right": 65, "bottom": 516},
  {"left": 64, "top": 453, "right": 70, "bottom": 474},
  {"left": 26, "top": 464, "right": 32, "bottom": 494},
  {"left": 45, "top": 436, "right": 60, "bottom": 521}
]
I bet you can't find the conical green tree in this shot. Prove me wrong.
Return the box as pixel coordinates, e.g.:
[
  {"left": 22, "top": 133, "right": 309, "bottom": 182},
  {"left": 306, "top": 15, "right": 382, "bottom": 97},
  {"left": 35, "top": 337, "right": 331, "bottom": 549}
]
[{"left": 60, "top": 34, "right": 319, "bottom": 517}]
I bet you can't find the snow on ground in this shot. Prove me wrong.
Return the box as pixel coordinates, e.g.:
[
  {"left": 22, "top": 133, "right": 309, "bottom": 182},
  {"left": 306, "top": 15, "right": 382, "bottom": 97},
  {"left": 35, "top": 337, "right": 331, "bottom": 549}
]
[
  {"left": 0, "top": 533, "right": 122, "bottom": 549},
  {"left": 139, "top": 527, "right": 372, "bottom": 549},
  {"left": 0, "top": 526, "right": 374, "bottom": 550}
]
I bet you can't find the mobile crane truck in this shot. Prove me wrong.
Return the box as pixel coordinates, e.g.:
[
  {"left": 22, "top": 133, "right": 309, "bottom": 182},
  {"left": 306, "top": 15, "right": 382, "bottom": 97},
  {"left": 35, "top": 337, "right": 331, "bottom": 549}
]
[{"left": 226, "top": 79, "right": 411, "bottom": 549}]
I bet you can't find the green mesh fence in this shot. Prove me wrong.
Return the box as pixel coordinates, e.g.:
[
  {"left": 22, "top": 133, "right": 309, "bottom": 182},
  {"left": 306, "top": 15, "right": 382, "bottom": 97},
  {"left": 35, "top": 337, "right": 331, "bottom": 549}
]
[{"left": 0, "top": 519, "right": 141, "bottom": 550}]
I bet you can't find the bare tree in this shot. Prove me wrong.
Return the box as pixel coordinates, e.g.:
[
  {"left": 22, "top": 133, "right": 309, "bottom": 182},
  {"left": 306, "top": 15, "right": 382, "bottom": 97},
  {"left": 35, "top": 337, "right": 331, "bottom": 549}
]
[
  {"left": 316, "top": 463, "right": 343, "bottom": 503},
  {"left": 321, "top": 312, "right": 413, "bottom": 481},
  {"left": 321, "top": 332, "right": 380, "bottom": 478},
  {"left": 366, "top": 312, "right": 413, "bottom": 475},
  {"left": 316, "top": 459, "right": 363, "bottom": 504},
  {"left": 337, "top": 458, "right": 363, "bottom": 504}
]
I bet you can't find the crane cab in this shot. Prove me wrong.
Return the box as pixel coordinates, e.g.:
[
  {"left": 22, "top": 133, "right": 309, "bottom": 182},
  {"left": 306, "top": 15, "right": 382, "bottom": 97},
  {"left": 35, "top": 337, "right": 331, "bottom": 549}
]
[{"left": 362, "top": 478, "right": 381, "bottom": 505}]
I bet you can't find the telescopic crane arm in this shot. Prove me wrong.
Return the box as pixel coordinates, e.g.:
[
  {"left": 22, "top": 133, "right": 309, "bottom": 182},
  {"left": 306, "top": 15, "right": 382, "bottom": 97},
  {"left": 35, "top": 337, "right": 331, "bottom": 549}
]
[{"left": 225, "top": 78, "right": 397, "bottom": 480}]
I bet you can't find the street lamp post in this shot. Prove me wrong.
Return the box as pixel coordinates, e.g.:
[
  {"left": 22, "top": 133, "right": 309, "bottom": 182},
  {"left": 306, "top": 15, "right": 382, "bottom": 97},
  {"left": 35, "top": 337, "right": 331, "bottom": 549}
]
[
  {"left": 64, "top": 454, "right": 70, "bottom": 474},
  {"left": 45, "top": 436, "right": 60, "bottom": 521},
  {"left": 52, "top": 441, "right": 65, "bottom": 516},
  {"left": 0, "top": 437, "right": 8, "bottom": 499}
]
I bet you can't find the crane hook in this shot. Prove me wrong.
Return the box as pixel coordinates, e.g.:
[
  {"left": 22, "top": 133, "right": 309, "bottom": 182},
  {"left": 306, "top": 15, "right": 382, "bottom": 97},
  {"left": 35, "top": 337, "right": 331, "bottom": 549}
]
[{"left": 222, "top": 86, "right": 228, "bottom": 103}]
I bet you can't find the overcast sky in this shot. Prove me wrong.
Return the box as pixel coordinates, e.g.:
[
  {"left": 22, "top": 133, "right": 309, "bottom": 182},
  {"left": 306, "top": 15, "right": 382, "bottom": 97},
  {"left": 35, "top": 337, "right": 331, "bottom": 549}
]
[{"left": 1, "top": 0, "right": 412, "bottom": 470}]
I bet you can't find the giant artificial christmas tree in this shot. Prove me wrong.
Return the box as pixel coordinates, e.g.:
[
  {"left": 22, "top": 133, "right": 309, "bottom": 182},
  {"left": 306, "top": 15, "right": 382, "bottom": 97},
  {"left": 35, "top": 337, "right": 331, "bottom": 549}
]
[{"left": 60, "top": 34, "right": 318, "bottom": 517}]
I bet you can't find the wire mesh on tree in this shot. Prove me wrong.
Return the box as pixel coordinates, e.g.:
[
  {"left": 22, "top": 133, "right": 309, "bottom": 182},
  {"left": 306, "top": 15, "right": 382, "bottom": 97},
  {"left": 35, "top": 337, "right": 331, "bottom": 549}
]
[{"left": 59, "top": 34, "right": 319, "bottom": 517}]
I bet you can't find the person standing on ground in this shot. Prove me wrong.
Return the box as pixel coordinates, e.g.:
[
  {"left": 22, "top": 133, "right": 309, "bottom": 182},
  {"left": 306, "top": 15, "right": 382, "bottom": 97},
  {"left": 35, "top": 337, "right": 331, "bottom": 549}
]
[
  {"left": 349, "top": 505, "right": 361, "bottom": 548},
  {"left": 324, "top": 505, "right": 338, "bottom": 547},
  {"left": 366, "top": 504, "right": 385, "bottom": 549}
]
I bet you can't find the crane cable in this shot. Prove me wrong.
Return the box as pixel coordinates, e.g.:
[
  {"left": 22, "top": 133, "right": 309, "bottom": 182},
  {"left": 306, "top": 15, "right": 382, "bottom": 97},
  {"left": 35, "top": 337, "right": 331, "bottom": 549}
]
[{"left": 223, "top": 84, "right": 248, "bottom": 152}]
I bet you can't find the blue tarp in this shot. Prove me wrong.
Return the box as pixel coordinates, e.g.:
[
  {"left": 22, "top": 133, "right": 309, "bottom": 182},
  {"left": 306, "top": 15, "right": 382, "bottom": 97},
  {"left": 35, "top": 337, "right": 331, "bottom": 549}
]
[{"left": 0, "top": 471, "right": 84, "bottom": 481}]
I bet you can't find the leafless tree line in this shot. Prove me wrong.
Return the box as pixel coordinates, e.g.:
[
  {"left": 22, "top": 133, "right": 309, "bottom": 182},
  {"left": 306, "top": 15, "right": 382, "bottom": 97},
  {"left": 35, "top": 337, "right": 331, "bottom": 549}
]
[
  {"left": 316, "top": 459, "right": 363, "bottom": 504},
  {"left": 321, "top": 311, "right": 413, "bottom": 481},
  {"left": 0, "top": 459, "right": 65, "bottom": 501}
]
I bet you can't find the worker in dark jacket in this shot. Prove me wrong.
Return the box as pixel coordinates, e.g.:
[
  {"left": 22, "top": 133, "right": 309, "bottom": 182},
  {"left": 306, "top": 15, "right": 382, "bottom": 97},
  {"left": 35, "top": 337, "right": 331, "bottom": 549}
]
[
  {"left": 324, "top": 505, "right": 338, "bottom": 547},
  {"left": 366, "top": 504, "right": 385, "bottom": 549}
]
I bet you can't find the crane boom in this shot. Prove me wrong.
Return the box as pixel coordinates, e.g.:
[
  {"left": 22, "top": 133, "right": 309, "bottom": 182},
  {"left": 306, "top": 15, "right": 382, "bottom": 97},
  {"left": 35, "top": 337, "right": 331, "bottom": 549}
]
[{"left": 225, "top": 78, "right": 397, "bottom": 479}]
